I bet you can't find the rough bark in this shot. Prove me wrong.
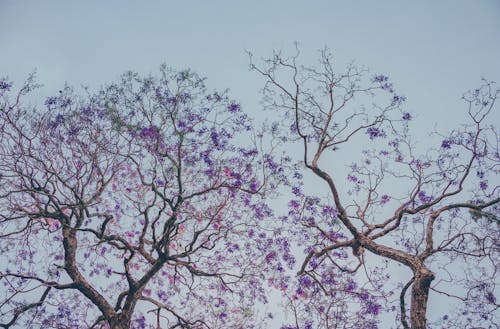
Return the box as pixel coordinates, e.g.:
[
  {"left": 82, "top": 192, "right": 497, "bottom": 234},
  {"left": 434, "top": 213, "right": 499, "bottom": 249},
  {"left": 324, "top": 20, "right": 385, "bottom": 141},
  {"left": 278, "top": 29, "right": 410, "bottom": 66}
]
[
  {"left": 109, "top": 315, "right": 131, "bottom": 329},
  {"left": 410, "top": 267, "right": 435, "bottom": 329}
]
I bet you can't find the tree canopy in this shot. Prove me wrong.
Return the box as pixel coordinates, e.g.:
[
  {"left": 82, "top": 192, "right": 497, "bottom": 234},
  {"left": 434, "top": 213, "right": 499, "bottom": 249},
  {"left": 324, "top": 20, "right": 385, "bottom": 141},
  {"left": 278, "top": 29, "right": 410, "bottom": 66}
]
[
  {"left": 0, "top": 68, "right": 282, "bottom": 328},
  {"left": 0, "top": 51, "right": 498, "bottom": 329},
  {"left": 250, "top": 48, "right": 499, "bottom": 329}
]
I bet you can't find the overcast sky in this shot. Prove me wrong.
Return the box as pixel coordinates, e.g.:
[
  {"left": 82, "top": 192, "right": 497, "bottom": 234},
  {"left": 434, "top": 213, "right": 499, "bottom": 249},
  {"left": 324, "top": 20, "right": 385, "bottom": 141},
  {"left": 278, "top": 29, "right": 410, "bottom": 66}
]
[
  {"left": 1, "top": 0, "right": 499, "bottom": 129},
  {"left": 1, "top": 1, "right": 500, "bottom": 327}
]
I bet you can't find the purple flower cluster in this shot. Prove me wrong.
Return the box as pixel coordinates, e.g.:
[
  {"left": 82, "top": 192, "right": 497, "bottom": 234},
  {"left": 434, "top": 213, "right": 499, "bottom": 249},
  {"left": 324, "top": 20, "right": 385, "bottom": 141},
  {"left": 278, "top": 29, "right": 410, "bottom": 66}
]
[
  {"left": 45, "top": 96, "right": 57, "bottom": 106},
  {"left": 240, "top": 148, "right": 258, "bottom": 157},
  {"left": 366, "top": 301, "right": 382, "bottom": 315},
  {"left": 60, "top": 97, "right": 72, "bottom": 108},
  {"left": 227, "top": 102, "right": 241, "bottom": 113},
  {"left": 366, "top": 127, "right": 386, "bottom": 140},
  {"left": 132, "top": 315, "right": 146, "bottom": 329},
  {"left": 417, "top": 191, "right": 433, "bottom": 203},
  {"left": 210, "top": 128, "right": 232, "bottom": 149},
  {"left": 249, "top": 179, "right": 259, "bottom": 192},
  {"left": 347, "top": 174, "right": 358, "bottom": 183},
  {"left": 139, "top": 125, "right": 159, "bottom": 140},
  {"left": 392, "top": 95, "right": 407, "bottom": 105},
  {"left": 298, "top": 276, "right": 313, "bottom": 289},
  {"left": 372, "top": 75, "right": 388, "bottom": 83},
  {"left": 289, "top": 199, "right": 300, "bottom": 209},
  {"left": 201, "top": 150, "right": 213, "bottom": 166},
  {"left": 345, "top": 279, "right": 357, "bottom": 292},
  {"left": 402, "top": 112, "right": 412, "bottom": 121},
  {"left": 0, "top": 80, "right": 12, "bottom": 90},
  {"left": 372, "top": 74, "right": 393, "bottom": 92},
  {"left": 321, "top": 205, "right": 338, "bottom": 217},
  {"left": 441, "top": 140, "right": 452, "bottom": 149},
  {"left": 291, "top": 186, "right": 302, "bottom": 196},
  {"left": 265, "top": 251, "right": 277, "bottom": 263},
  {"left": 48, "top": 114, "right": 65, "bottom": 129}
]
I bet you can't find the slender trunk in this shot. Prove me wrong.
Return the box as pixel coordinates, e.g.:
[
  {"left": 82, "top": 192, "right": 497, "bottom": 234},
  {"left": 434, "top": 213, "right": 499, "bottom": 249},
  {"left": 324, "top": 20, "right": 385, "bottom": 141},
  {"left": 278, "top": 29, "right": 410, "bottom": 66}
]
[{"left": 410, "top": 267, "right": 435, "bottom": 329}]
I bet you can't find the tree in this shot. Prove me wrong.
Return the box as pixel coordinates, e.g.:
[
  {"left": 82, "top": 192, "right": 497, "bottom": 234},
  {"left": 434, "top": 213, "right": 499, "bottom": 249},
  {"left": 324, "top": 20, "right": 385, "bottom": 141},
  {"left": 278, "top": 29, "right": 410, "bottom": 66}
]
[
  {"left": 250, "top": 47, "right": 499, "bottom": 329},
  {"left": 0, "top": 68, "right": 279, "bottom": 328},
  {"left": 1, "top": 52, "right": 498, "bottom": 329}
]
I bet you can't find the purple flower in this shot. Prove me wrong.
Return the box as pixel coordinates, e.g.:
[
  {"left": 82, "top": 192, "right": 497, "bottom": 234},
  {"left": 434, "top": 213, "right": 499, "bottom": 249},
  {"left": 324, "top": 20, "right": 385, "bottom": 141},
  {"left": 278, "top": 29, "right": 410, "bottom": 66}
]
[
  {"left": 389, "top": 139, "right": 399, "bottom": 148},
  {"left": 139, "top": 125, "right": 159, "bottom": 140},
  {"left": 381, "top": 195, "right": 390, "bottom": 204},
  {"left": 417, "top": 191, "right": 433, "bottom": 203},
  {"left": 359, "top": 291, "right": 370, "bottom": 302},
  {"left": 210, "top": 129, "right": 220, "bottom": 147},
  {"left": 228, "top": 103, "right": 241, "bottom": 113},
  {"left": 249, "top": 180, "right": 258, "bottom": 192},
  {"left": 479, "top": 180, "right": 488, "bottom": 191},
  {"left": 366, "top": 301, "right": 381, "bottom": 315},
  {"left": 373, "top": 75, "right": 394, "bottom": 92},
  {"left": 346, "top": 280, "right": 357, "bottom": 292},
  {"left": 240, "top": 148, "right": 258, "bottom": 157},
  {"left": 366, "top": 127, "right": 386, "bottom": 140},
  {"left": 133, "top": 315, "right": 146, "bottom": 329},
  {"left": 60, "top": 98, "right": 72, "bottom": 108},
  {"left": 372, "top": 75, "right": 388, "bottom": 83},
  {"left": 298, "top": 276, "right": 313, "bottom": 288},
  {"left": 0, "top": 80, "right": 12, "bottom": 90},
  {"left": 291, "top": 186, "right": 301, "bottom": 196},
  {"left": 402, "top": 112, "right": 412, "bottom": 120},
  {"left": 55, "top": 114, "right": 65, "bottom": 124},
  {"left": 201, "top": 151, "right": 213, "bottom": 166},
  {"left": 348, "top": 174, "right": 358, "bottom": 183},
  {"left": 166, "top": 96, "right": 177, "bottom": 105},
  {"left": 45, "top": 96, "right": 57, "bottom": 106},
  {"left": 265, "top": 251, "right": 277, "bottom": 262},
  {"left": 441, "top": 140, "right": 452, "bottom": 149},
  {"left": 158, "top": 291, "right": 167, "bottom": 301},
  {"left": 392, "top": 95, "right": 406, "bottom": 104},
  {"left": 295, "top": 287, "right": 305, "bottom": 297},
  {"left": 289, "top": 200, "right": 300, "bottom": 209},
  {"left": 265, "top": 155, "right": 278, "bottom": 170}
]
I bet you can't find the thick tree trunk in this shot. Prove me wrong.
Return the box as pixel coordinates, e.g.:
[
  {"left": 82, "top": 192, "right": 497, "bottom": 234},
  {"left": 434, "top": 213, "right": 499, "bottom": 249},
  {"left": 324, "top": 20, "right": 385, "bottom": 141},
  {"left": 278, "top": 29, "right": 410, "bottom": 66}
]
[
  {"left": 109, "top": 314, "right": 131, "bottom": 329},
  {"left": 410, "top": 267, "right": 435, "bottom": 329}
]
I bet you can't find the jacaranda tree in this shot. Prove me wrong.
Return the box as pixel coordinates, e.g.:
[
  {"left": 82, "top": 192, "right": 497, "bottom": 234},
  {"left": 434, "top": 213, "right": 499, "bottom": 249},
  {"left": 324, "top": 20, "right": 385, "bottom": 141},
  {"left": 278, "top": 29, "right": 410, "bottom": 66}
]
[
  {"left": 1, "top": 52, "right": 498, "bottom": 329},
  {"left": 0, "top": 67, "right": 281, "bottom": 329},
  {"left": 250, "top": 47, "right": 499, "bottom": 329}
]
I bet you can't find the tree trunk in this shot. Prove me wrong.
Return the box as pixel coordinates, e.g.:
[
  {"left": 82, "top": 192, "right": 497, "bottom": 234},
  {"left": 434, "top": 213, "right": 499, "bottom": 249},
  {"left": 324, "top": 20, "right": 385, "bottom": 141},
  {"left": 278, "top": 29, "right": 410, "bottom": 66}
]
[
  {"left": 410, "top": 267, "right": 435, "bottom": 329},
  {"left": 109, "top": 315, "right": 131, "bottom": 329}
]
